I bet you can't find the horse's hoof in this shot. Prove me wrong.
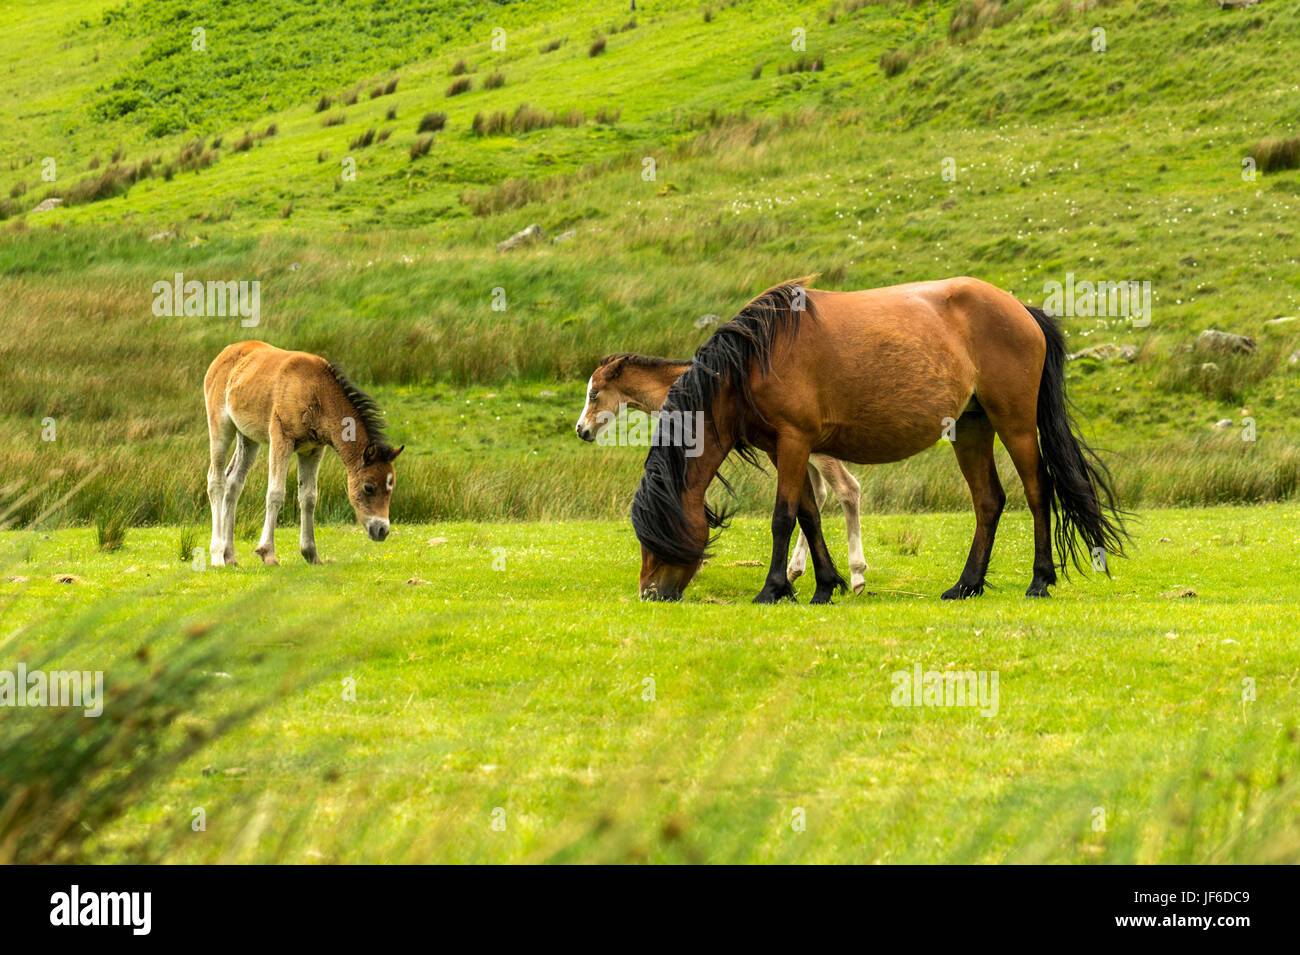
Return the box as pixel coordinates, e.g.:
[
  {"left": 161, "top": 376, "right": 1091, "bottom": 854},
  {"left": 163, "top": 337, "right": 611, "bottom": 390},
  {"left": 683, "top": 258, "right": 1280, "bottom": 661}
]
[
  {"left": 301, "top": 549, "right": 322, "bottom": 565},
  {"left": 786, "top": 565, "right": 805, "bottom": 583},
  {"left": 810, "top": 591, "right": 834, "bottom": 605},
  {"left": 941, "top": 582, "right": 983, "bottom": 600},
  {"left": 1025, "top": 583, "right": 1051, "bottom": 597},
  {"left": 851, "top": 575, "right": 866, "bottom": 595},
  {"left": 753, "top": 585, "right": 797, "bottom": 604}
]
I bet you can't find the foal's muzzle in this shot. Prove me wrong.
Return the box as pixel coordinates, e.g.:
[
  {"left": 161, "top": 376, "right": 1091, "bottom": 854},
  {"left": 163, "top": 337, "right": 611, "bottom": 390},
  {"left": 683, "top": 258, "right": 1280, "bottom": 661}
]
[
  {"left": 366, "top": 518, "right": 390, "bottom": 542},
  {"left": 640, "top": 585, "right": 682, "bottom": 602},
  {"left": 575, "top": 422, "right": 594, "bottom": 442}
]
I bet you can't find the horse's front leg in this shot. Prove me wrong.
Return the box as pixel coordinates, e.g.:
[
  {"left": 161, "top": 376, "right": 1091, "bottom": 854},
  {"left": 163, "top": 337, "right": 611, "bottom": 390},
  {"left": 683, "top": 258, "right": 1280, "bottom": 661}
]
[
  {"left": 786, "top": 462, "right": 825, "bottom": 584},
  {"left": 254, "top": 435, "right": 293, "bottom": 567},
  {"left": 754, "top": 441, "right": 813, "bottom": 604},
  {"left": 796, "top": 471, "right": 849, "bottom": 605},
  {"left": 297, "top": 447, "right": 325, "bottom": 564}
]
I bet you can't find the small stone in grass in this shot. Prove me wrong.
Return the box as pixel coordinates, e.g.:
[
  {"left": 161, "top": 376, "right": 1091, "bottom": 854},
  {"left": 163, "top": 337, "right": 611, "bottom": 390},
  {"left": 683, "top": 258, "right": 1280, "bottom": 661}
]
[
  {"left": 53, "top": 574, "right": 81, "bottom": 584},
  {"left": 406, "top": 577, "right": 428, "bottom": 585}
]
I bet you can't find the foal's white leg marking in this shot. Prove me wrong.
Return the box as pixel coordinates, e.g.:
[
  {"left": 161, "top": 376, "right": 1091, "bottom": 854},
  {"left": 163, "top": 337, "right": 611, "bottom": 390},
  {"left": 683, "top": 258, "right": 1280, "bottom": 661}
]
[
  {"left": 219, "top": 433, "right": 259, "bottom": 565},
  {"left": 786, "top": 462, "right": 825, "bottom": 583},
  {"left": 207, "top": 416, "right": 236, "bottom": 566},
  {"left": 297, "top": 447, "right": 324, "bottom": 564},
  {"left": 254, "top": 436, "right": 292, "bottom": 566},
  {"left": 819, "top": 456, "right": 867, "bottom": 595}
]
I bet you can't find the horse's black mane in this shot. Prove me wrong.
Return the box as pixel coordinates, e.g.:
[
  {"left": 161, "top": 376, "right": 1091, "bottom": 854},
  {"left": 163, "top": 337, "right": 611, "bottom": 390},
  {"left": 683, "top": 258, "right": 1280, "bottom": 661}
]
[
  {"left": 326, "top": 363, "right": 391, "bottom": 449},
  {"left": 630, "top": 281, "right": 813, "bottom": 567}
]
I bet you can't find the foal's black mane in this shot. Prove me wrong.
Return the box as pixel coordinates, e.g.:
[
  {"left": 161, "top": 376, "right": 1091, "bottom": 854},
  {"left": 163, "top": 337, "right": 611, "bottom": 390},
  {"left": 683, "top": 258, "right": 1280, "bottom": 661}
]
[
  {"left": 598, "top": 353, "right": 692, "bottom": 369},
  {"left": 630, "top": 281, "right": 813, "bottom": 567},
  {"left": 326, "top": 363, "right": 391, "bottom": 449}
]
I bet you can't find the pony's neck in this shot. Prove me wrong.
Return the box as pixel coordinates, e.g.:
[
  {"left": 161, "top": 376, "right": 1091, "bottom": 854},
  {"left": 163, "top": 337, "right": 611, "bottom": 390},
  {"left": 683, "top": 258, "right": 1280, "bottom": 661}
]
[
  {"left": 620, "top": 361, "right": 691, "bottom": 414},
  {"left": 319, "top": 382, "right": 375, "bottom": 470}
]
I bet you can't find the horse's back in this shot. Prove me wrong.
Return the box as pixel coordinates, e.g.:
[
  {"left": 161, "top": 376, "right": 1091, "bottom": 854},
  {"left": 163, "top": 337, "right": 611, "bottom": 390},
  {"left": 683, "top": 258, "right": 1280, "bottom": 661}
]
[{"left": 205, "top": 341, "right": 329, "bottom": 443}]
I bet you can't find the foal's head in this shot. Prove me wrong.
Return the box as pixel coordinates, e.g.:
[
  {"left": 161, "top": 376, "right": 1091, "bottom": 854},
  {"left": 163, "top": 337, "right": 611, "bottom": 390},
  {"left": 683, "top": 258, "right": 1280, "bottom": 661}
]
[
  {"left": 574, "top": 354, "right": 689, "bottom": 442},
  {"left": 348, "top": 442, "right": 404, "bottom": 541},
  {"left": 575, "top": 355, "right": 636, "bottom": 443}
]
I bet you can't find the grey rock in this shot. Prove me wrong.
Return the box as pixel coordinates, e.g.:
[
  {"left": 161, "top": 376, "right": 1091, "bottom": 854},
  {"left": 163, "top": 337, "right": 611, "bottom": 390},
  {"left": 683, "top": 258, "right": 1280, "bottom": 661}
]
[
  {"left": 1195, "top": 329, "right": 1256, "bottom": 355},
  {"left": 497, "top": 223, "right": 546, "bottom": 252}
]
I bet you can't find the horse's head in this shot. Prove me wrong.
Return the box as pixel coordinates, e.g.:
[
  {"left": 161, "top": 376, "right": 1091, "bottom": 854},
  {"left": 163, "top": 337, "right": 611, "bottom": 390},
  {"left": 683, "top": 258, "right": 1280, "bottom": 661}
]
[
  {"left": 574, "top": 355, "right": 633, "bottom": 443},
  {"left": 638, "top": 545, "right": 704, "bottom": 602},
  {"left": 348, "top": 442, "right": 404, "bottom": 541}
]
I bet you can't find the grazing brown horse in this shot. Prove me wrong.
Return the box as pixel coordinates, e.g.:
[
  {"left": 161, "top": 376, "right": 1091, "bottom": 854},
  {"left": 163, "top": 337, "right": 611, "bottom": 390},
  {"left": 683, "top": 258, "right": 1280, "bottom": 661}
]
[
  {"left": 203, "top": 341, "right": 403, "bottom": 567},
  {"left": 631, "top": 277, "right": 1127, "bottom": 603},
  {"left": 575, "top": 353, "right": 869, "bottom": 593}
]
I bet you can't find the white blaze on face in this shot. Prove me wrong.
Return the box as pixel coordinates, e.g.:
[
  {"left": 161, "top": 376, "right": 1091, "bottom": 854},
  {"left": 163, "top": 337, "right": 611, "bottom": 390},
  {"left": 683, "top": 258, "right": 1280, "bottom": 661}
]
[{"left": 576, "top": 375, "right": 596, "bottom": 435}]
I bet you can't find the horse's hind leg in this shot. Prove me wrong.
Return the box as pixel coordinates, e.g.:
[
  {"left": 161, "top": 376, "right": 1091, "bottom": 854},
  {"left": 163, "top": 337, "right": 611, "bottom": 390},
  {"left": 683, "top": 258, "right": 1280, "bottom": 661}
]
[
  {"left": 297, "top": 447, "right": 324, "bottom": 564},
  {"left": 207, "top": 415, "right": 236, "bottom": 566},
  {"left": 942, "top": 411, "right": 1005, "bottom": 599},
  {"left": 818, "top": 456, "right": 866, "bottom": 595},
  {"left": 254, "top": 432, "right": 293, "bottom": 567},
  {"left": 786, "top": 461, "right": 825, "bottom": 585},
  {"left": 220, "top": 433, "right": 259, "bottom": 565},
  {"left": 999, "top": 424, "right": 1056, "bottom": 596}
]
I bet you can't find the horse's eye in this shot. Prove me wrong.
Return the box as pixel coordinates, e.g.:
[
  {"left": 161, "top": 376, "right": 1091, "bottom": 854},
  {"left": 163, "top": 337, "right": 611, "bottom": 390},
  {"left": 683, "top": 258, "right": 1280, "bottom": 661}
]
[
  {"left": 364, "top": 484, "right": 376, "bottom": 495},
  {"left": 589, "top": 391, "right": 598, "bottom": 402}
]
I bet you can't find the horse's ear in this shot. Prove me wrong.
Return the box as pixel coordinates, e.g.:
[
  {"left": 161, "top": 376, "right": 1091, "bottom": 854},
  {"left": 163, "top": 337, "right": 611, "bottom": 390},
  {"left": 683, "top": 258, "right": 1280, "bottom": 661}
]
[
  {"left": 386, "top": 445, "right": 404, "bottom": 462},
  {"left": 605, "top": 355, "right": 627, "bottom": 379}
]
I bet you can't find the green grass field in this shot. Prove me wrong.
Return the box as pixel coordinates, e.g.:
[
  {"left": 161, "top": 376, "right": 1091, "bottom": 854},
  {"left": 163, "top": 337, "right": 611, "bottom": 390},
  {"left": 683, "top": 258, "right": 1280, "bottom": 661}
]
[
  {"left": 3, "top": 0, "right": 1300, "bottom": 865},
  {"left": 4, "top": 505, "right": 1299, "bottom": 863}
]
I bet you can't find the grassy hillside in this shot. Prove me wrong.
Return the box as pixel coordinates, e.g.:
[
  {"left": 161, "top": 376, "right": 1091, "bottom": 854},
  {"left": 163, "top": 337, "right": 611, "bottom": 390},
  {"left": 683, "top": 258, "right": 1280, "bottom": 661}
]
[{"left": 1, "top": 0, "right": 1299, "bottom": 527}]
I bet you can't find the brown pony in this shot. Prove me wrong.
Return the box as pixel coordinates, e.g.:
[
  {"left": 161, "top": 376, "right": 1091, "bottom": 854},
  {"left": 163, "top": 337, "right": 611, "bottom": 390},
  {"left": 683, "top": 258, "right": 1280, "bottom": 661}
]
[
  {"left": 631, "top": 277, "right": 1127, "bottom": 603},
  {"left": 204, "top": 341, "right": 403, "bottom": 566},
  {"left": 575, "top": 354, "right": 869, "bottom": 593}
]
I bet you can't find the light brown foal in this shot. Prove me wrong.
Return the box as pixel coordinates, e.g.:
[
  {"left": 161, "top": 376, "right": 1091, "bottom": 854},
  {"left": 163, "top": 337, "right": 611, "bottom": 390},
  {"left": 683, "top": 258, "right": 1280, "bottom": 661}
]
[
  {"left": 575, "top": 354, "right": 868, "bottom": 593},
  {"left": 203, "top": 341, "right": 403, "bottom": 566}
]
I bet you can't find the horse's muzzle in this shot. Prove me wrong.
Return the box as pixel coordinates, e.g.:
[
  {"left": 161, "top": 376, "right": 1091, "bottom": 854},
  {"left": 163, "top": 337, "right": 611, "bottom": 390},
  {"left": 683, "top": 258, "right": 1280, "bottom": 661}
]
[
  {"left": 575, "top": 422, "right": 594, "bottom": 442},
  {"left": 640, "top": 586, "right": 682, "bottom": 602},
  {"left": 366, "top": 518, "right": 390, "bottom": 542}
]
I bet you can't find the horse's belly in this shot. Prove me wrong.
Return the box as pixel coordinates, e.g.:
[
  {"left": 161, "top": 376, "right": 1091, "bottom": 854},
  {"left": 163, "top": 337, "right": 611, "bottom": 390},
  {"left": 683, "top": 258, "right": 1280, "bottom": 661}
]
[{"left": 817, "top": 404, "right": 956, "bottom": 465}]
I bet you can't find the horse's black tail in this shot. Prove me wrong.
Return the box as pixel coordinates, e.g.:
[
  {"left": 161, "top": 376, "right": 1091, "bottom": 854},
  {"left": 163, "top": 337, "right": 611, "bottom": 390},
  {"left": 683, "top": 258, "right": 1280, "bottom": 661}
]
[{"left": 1024, "top": 305, "right": 1129, "bottom": 574}]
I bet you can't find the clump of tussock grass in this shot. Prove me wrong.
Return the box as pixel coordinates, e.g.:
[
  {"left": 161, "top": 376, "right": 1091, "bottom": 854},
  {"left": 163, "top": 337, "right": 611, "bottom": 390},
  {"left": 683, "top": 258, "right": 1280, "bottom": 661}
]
[
  {"left": 95, "top": 510, "right": 127, "bottom": 551},
  {"left": 594, "top": 106, "right": 621, "bottom": 125},
  {"left": 259, "top": 123, "right": 277, "bottom": 139},
  {"left": 110, "top": 145, "right": 125, "bottom": 163},
  {"left": 9, "top": 181, "right": 27, "bottom": 198},
  {"left": 60, "top": 164, "right": 139, "bottom": 206},
  {"left": 343, "top": 88, "right": 359, "bottom": 105},
  {"left": 1249, "top": 136, "right": 1300, "bottom": 174},
  {"left": 177, "top": 526, "right": 199, "bottom": 563},
  {"left": 418, "top": 111, "right": 446, "bottom": 133},
  {"left": 589, "top": 36, "right": 607, "bottom": 56},
  {"left": 446, "top": 76, "right": 473, "bottom": 97},
  {"left": 880, "top": 47, "right": 912, "bottom": 77},
  {"left": 321, "top": 112, "right": 345, "bottom": 127},
  {"left": 315, "top": 94, "right": 333, "bottom": 112},
  {"left": 409, "top": 135, "right": 433, "bottom": 160},
  {"left": 449, "top": 58, "right": 471, "bottom": 76},
  {"left": 779, "top": 54, "right": 824, "bottom": 74},
  {"left": 230, "top": 132, "right": 255, "bottom": 153},
  {"left": 540, "top": 37, "right": 564, "bottom": 53},
  {"left": 949, "top": 0, "right": 1021, "bottom": 43},
  {"left": 349, "top": 128, "right": 376, "bottom": 149},
  {"left": 280, "top": 201, "right": 294, "bottom": 218},
  {"left": 472, "top": 104, "right": 561, "bottom": 137},
  {"left": 385, "top": 105, "right": 397, "bottom": 121},
  {"left": 87, "top": 156, "right": 101, "bottom": 170},
  {"left": 484, "top": 71, "right": 505, "bottom": 90},
  {"left": 376, "top": 128, "right": 391, "bottom": 143}
]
